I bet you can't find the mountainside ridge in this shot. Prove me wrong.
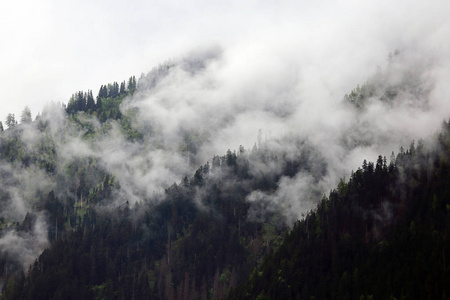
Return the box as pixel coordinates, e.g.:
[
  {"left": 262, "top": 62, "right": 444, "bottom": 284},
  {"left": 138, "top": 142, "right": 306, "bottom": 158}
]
[{"left": 0, "top": 50, "right": 448, "bottom": 299}]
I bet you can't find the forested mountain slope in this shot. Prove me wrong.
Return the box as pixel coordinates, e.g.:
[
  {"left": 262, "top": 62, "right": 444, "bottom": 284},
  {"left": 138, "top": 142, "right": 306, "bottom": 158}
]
[
  {"left": 231, "top": 123, "right": 450, "bottom": 299},
  {"left": 0, "top": 50, "right": 448, "bottom": 299},
  {"left": 0, "top": 127, "right": 317, "bottom": 299},
  {"left": 0, "top": 72, "right": 323, "bottom": 298}
]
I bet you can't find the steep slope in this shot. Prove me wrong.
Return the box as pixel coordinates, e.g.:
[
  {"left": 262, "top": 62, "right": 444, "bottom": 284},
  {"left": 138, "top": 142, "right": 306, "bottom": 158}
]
[
  {"left": 0, "top": 49, "right": 448, "bottom": 299},
  {"left": 230, "top": 123, "right": 450, "bottom": 299},
  {"left": 0, "top": 143, "right": 319, "bottom": 299}
]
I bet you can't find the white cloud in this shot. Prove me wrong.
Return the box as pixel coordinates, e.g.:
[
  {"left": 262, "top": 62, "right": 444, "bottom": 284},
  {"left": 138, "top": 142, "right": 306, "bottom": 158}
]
[
  {"left": 1, "top": 0, "right": 450, "bottom": 226},
  {"left": 0, "top": 0, "right": 448, "bottom": 121}
]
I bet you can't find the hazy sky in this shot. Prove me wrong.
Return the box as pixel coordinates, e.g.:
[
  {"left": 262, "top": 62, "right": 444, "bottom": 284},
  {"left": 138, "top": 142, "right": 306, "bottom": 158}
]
[{"left": 0, "top": 0, "right": 449, "bottom": 121}]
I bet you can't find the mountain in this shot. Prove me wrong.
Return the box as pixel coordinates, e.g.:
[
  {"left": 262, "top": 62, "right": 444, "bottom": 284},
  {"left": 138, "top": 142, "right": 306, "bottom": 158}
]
[
  {"left": 231, "top": 123, "right": 450, "bottom": 299},
  {"left": 0, "top": 49, "right": 448, "bottom": 299}
]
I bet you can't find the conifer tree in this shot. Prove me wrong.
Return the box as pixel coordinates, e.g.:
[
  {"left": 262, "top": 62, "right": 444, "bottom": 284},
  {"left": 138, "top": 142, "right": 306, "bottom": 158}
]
[
  {"left": 5, "top": 113, "right": 16, "bottom": 128},
  {"left": 76, "top": 91, "right": 86, "bottom": 112},
  {"left": 86, "top": 90, "right": 95, "bottom": 111},
  {"left": 127, "top": 76, "right": 137, "bottom": 92},
  {"left": 20, "top": 106, "right": 32, "bottom": 124},
  {"left": 120, "top": 81, "right": 126, "bottom": 94}
]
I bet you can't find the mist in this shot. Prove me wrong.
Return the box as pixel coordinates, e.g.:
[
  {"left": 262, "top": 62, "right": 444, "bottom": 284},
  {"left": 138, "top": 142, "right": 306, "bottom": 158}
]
[
  {"left": 0, "top": 0, "right": 449, "bottom": 271},
  {"left": 121, "top": 41, "right": 450, "bottom": 224}
]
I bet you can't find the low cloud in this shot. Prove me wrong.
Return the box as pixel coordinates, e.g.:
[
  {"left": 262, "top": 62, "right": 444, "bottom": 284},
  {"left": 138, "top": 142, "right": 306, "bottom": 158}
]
[
  {"left": 119, "top": 41, "right": 450, "bottom": 224},
  {"left": 0, "top": 212, "right": 48, "bottom": 271},
  {"left": 1, "top": 0, "right": 450, "bottom": 268}
]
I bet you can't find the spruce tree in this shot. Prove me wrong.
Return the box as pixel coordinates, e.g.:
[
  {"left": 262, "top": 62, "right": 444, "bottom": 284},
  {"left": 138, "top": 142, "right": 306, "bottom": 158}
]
[
  {"left": 5, "top": 113, "right": 16, "bottom": 128},
  {"left": 86, "top": 90, "right": 95, "bottom": 112},
  {"left": 20, "top": 106, "right": 32, "bottom": 124}
]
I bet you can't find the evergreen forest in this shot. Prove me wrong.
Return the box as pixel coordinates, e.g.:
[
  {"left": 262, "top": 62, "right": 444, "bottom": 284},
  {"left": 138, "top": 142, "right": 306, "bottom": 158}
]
[{"left": 0, "top": 52, "right": 448, "bottom": 299}]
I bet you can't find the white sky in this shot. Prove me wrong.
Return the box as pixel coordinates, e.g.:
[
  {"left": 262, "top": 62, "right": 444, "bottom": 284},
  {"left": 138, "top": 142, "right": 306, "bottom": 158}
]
[{"left": 1, "top": 0, "right": 449, "bottom": 122}]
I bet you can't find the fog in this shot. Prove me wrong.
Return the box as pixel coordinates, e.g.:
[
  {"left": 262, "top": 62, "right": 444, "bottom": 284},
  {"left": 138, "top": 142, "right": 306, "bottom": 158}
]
[
  {"left": 122, "top": 42, "right": 449, "bottom": 222},
  {"left": 2, "top": 0, "right": 449, "bottom": 119},
  {"left": 0, "top": 0, "right": 450, "bottom": 270}
]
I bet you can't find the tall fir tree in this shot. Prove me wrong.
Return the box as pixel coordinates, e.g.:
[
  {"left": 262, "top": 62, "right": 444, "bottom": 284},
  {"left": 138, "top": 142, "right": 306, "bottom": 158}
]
[{"left": 20, "top": 106, "right": 32, "bottom": 124}]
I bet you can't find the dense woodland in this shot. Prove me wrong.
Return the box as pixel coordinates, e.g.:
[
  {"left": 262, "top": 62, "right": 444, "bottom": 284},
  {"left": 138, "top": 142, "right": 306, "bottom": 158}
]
[
  {"left": 231, "top": 125, "right": 450, "bottom": 299},
  {"left": 0, "top": 56, "right": 449, "bottom": 299},
  {"left": 0, "top": 73, "right": 296, "bottom": 299}
]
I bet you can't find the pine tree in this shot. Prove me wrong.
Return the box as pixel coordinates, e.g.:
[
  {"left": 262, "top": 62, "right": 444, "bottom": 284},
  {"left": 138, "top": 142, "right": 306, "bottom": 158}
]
[
  {"left": 128, "top": 76, "right": 137, "bottom": 92},
  {"left": 86, "top": 90, "right": 95, "bottom": 112},
  {"left": 5, "top": 113, "right": 16, "bottom": 128},
  {"left": 20, "top": 106, "right": 32, "bottom": 124},
  {"left": 97, "top": 85, "right": 107, "bottom": 100},
  {"left": 76, "top": 91, "right": 87, "bottom": 112},
  {"left": 112, "top": 82, "right": 119, "bottom": 98},
  {"left": 120, "top": 81, "right": 126, "bottom": 95}
]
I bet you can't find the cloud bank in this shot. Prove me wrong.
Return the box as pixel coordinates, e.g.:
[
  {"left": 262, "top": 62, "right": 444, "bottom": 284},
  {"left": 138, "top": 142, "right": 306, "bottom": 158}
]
[{"left": 111, "top": 38, "right": 445, "bottom": 223}]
